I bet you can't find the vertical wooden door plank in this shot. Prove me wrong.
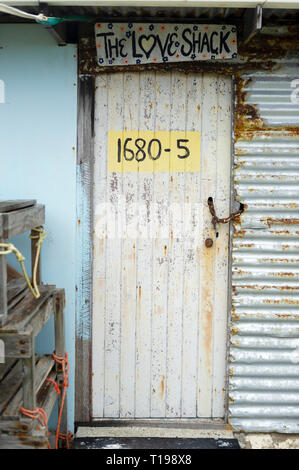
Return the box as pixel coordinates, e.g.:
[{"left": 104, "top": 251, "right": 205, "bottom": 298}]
[
  {"left": 119, "top": 72, "right": 138, "bottom": 417},
  {"left": 166, "top": 72, "right": 185, "bottom": 417},
  {"left": 212, "top": 75, "right": 232, "bottom": 418},
  {"left": 150, "top": 72, "right": 171, "bottom": 417},
  {"left": 197, "top": 74, "right": 218, "bottom": 417},
  {"left": 104, "top": 73, "right": 123, "bottom": 417},
  {"left": 135, "top": 72, "right": 155, "bottom": 417},
  {"left": 181, "top": 73, "right": 202, "bottom": 417},
  {"left": 92, "top": 75, "right": 108, "bottom": 418}
]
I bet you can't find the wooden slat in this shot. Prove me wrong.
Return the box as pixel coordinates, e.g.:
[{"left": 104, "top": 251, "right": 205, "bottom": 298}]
[
  {"left": 181, "top": 73, "right": 202, "bottom": 417},
  {"left": 0, "top": 286, "right": 55, "bottom": 332},
  {"left": 2, "top": 355, "right": 55, "bottom": 419},
  {"left": 37, "top": 369, "right": 59, "bottom": 421},
  {"left": 54, "top": 290, "right": 67, "bottom": 435},
  {"left": 0, "top": 329, "right": 33, "bottom": 358},
  {"left": 7, "top": 264, "right": 23, "bottom": 281},
  {"left": 212, "top": 75, "right": 232, "bottom": 418},
  {"left": 75, "top": 74, "right": 94, "bottom": 423},
  {"left": 0, "top": 200, "right": 36, "bottom": 213},
  {"left": 92, "top": 74, "right": 108, "bottom": 419},
  {"left": 0, "top": 358, "right": 17, "bottom": 381},
  {"left": 0, "top": 430, "right": 48, "bottom": 449},
  {"left": 7, "top": 278, "right": 27, "bottom": 306},
  {"left": 166, "top": 71, "right": 185, "bottom": 418},
  {"left": 104, "top": 73, "right": 123, "bottom": 418},
  {"left": 1, "top": 204, "right": 45, "bottom": 239},
  {"left": 31, "top": 228, "right": 41, "bottom": 286},
  {"left": 0, "top": 360, "right": 23, "bottom": 413},
  {"left": 150, "top": 72, "right": 171, "bottom": 418},
  {"left": 119, "top": 72, "right": 138, "bottom": 418},
  {"left": 197, "top": 74, "right": 218, "bottom": 418},
  {"left": 0, "top": 236, "right": 8, "bottom": 326},
  {"left": 135, "top": 72, "right": 155, "bottom": 418}
]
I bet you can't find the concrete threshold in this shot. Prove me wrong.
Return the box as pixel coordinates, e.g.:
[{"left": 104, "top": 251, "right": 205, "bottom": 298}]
[{"left": 76, "top": 419, "right": 234, "bottom": 439}]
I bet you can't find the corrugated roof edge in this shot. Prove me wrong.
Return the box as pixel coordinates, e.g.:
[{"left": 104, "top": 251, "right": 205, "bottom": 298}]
[{"left": 2, "top": 1, "right": 299, "bottom": 10}]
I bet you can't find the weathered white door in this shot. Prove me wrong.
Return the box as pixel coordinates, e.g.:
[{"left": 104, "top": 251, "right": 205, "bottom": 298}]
[{"left": 92, "top": 71, "right": 232, "bottom": 419}]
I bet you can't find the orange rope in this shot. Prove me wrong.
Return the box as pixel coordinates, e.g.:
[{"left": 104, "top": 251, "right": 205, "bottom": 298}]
[
  {"left": 20, "top": 352, "right": 73, "bottom": 450},
  {"left": 52, "top": 351, "right": 73, "bottom": 449},
  {"left": 58, "top": 431, "right": 73, "bottom": 449},
  {"left": 46, "top": 378, "right": 61, "bottom": 395},
  {"left": 20, "top": 406, "right": 50, "bottom": 449}
]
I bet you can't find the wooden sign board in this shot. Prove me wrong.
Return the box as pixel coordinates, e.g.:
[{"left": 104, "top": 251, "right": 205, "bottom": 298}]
[{"left": 95, "top": 23, "right": 237, "bottom": 66}]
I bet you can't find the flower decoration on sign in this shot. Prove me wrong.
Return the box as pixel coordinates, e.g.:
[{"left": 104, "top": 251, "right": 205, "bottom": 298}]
[
  {"left": 193, "top": 26, "right": 198, "bottom": 31},
  {"left": 99, "top": 58, "right": 104, "bottom": 64},
  {"left": 128, "top": 23, "right": 133, "bottom": 28},
  {"left": 126, "top": 31, "right": 131, "bottom": 38},
  {"left": 232, "top": 52, "right": 237, "bottom": 58},
  {"left": 160, "top": 25, "right": 166, "bottom": 31},
  {"left": 163, "top": 56, "right": 168, "bottom": 62},
  {"left": 191, "top": 54, "right": 196, "bottom": 60},
  {"left": 136, "top": 59, "right": 141, "bottom": 64},
  {"left": 149, "top": 24, "right": 154, "bottom": 31},
  {"left": 138, "top": 26, "right": 144, "bottom": 32},
  {"left": 108, "top": 23, "right": 113, "bottom": 29}
]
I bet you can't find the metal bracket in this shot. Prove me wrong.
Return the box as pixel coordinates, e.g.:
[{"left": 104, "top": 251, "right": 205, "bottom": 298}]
[
  {"left": 208, "top": 197, "right": 244, "bottom": 231},
  {"left": 39, "top": 2, "right": 67, "bottom": 46},
  {"left": 243, "top": 4, "right": 263, "bottom": 45}
]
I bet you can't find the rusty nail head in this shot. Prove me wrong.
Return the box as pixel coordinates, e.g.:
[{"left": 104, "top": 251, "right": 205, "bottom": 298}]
[{"left": 205, "top": 238, "right": 214, "bottom": 248}]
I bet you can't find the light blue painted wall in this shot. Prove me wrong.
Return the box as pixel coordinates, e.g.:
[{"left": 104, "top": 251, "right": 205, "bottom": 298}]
[{"left": 0, "top": 24, "right": 77, "bottom": 432}]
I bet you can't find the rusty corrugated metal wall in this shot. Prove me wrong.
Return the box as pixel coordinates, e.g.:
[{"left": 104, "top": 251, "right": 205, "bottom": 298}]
[{"left": 229, "top": 66, "right": 299, "bottom": 433}]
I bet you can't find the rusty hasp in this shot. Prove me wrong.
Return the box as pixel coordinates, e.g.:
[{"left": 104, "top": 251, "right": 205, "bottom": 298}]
[{"left": 207, "top": 197, "right": 244, "bottom": 231}]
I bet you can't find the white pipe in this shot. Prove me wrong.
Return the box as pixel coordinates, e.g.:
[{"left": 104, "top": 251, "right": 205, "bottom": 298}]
[{"left": 0, "top": 3, "right": 47, "bottom": 21}]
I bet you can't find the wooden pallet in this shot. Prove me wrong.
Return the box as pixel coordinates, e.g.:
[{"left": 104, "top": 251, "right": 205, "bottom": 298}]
[
  {"left": 0, "top": 288, "right": 67, "bottom": 449},
  {"left": 0, "top": 201, "right": 67, "bottom": 449}
]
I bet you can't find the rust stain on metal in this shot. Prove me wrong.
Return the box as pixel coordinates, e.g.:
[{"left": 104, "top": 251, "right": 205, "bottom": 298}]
[
  {"left": 234, "top": 75, "right": 299, "bottom": 142},
  {"left": 231, "top": 326, "right": 239, "bottom": 336}
]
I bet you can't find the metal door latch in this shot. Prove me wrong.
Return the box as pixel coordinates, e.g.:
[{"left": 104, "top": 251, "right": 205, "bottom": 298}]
[{"left": 208, "top": 197, "right": 244, "bottom": 231}]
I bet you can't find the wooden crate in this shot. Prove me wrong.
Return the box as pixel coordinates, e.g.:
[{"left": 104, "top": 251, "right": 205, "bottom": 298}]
[
  {"left": 0, "top": 201, "right": 68, "bottom": 449},
  {"left": 0, "top": 200, "right": 45, "bottom": 327},
  {"left": 0, "top": 288, "right": 67, "bottom": 449}
]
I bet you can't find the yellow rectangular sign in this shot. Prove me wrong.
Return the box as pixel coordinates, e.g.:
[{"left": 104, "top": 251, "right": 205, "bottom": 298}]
[{"left": 108, "top": 131, "right": 200, "bottom": 172}]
